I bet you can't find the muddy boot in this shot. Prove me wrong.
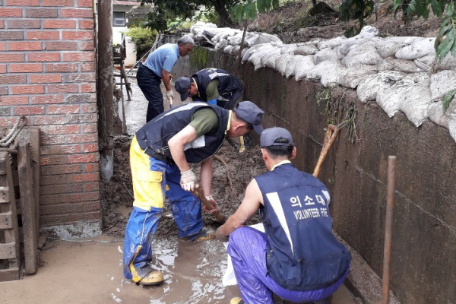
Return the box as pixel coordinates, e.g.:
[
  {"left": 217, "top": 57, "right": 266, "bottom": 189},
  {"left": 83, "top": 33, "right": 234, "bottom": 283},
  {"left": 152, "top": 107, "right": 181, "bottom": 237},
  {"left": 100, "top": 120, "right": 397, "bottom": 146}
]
[
  {"left": 138, "top": 270, "right": 164, "bottom": 286},
  {"left": 230, "top": 297, "right": 245, "bottom": 304},
  {"left": 181, "top": 229, "right": 216, "bottom": 241}
]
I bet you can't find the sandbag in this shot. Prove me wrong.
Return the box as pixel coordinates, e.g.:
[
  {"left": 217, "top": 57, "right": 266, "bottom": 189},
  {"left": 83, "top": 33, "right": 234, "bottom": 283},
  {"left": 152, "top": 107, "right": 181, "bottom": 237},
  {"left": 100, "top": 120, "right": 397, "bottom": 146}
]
[
  {"left": 384, "top": 57, "right": 425, "bottom": 73},
  {"left": 307, "top": 60, "right": 345, "bottom": 87},
  {"left": 430, "top": 70, "right": 456, "bottom": 101},
  {"left": 317, "top": 36, "right": 347, "bottom": 50},
  {"left": 395, "top": 37, "right": 436, "bottom": 60},
  {"left": 338, "top": 26, "right": 379, "bottom": 56},
  {"left": 263, "top": 47, "right": 283, "bottom": 69},
  {"left": 242, "top": 43, "right": 265, "bottom": 63},
  {"left": 223, "top": 45, "right": 233, "bottom": 54},
  {"left": 427, "top": 101, "right": 450, "bottom": 128},
  {"left": 280, "top": 44, "right": 297, "bottom": 54},
  {"left": 294, "top": 44, "right": 318, "bottom": 55},
  {"left": 397, "top": 73, "right": 431, "bottom": 127},
  {"left": 228, "top": 32, "right": 244, "bottom": 46},
  {"left": 293, "top": 55, "right": 316, "bottom": 81},
  {"left": 275, "top": 53, "right": 295, "bottom": 76},
  {"left": 244, "top": 32, "right": 282, "bottom": 47},
  {"left": 342, "top": 42, "right": 383, "bottom": 68},
  {"left": 314, "top": 48, "right": 339, "bottom": 64},
  {"left": 356, "top": 71, "right": 405, "bottom": 103},
  {"left": 338, "top": 67, "right": 377, "bottom": 89},
  {"left": 285, "top": 56, "right": 297, "bottom": 78},
  {"left": 248, "top": 43, "right": 276, "bottom": 70},
  {"left": 375, "top": 36, "right": 422, "bottom": 58}
]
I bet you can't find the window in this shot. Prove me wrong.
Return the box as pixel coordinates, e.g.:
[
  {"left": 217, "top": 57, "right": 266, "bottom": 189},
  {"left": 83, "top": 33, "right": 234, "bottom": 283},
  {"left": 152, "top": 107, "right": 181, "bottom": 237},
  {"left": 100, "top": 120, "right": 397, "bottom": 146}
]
[{"left": 113, "top": 12, "right": 126, "bottom": 26}]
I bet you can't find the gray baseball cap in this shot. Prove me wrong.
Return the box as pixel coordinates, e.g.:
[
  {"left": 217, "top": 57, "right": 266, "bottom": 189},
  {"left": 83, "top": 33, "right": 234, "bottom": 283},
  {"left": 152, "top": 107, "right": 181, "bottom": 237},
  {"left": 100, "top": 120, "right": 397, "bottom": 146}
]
[
  {"left": 234, "top": 101, "right": 264, "bottom": 134},
  {"left": 175, "top": 77, "right": 191, "bottom": 101},
  {"left": 260, "top": 127, "right": 294, "bottom": 147}
]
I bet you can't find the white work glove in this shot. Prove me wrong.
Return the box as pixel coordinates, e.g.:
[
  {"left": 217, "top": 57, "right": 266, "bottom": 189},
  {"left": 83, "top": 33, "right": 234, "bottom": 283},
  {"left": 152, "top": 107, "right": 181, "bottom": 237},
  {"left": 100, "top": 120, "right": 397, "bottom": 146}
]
[
  {"left": 180, "top": 169, "right": 196, "bottom": 191},
  {"left": 204, "top": 195, "right": 220, "bottom": 214},
  {"left": 166, "top": 90, "right": 174, "bottom": 100}
]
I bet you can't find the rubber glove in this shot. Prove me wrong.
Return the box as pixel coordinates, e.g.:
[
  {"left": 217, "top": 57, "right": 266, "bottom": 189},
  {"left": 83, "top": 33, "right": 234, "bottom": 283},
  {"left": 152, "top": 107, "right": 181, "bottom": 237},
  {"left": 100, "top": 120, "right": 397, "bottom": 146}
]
[
  {"left": 166, "top": 90, "right": 174, "bottom": 100},
  {"left": 180, "top": 169, "right": 196, "bottom": 191}
]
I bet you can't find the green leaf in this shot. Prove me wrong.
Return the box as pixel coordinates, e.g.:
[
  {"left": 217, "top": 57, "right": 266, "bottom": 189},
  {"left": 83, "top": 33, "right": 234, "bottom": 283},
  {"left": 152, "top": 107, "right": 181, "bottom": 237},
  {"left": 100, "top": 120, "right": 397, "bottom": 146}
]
[
  {"left": 442, "top": 89, "right": 456, "bottom": 111},
  {"left": 430, "top": 0, "right": 441, "bottom": 17},
  {"left": 235, "top": 4, "right": 244, "bottom": 22},
  {"left": 436, "top": 30, "right": 454, "bottom": 59},
  {"left": 272, "top": 0, "right": 279, "bottom": 9}
]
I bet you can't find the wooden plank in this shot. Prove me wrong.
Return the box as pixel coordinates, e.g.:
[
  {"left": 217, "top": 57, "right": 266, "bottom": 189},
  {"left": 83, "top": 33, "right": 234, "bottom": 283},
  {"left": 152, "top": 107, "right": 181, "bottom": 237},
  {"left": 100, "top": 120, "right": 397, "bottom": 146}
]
[
  {"left": 0, "top": 187, "right": 9, "bottom": 203},
  {"left": 0, "top": 211, "right": 12, "bottom": 229},
  {"left": 0, "top": 242, "right": 16, "bottom": 259},
  {"left": 0, "top": 268, "right": 20, "bottom": 281},
  {"left": 28, "top": 128, "right": 40, "bottom": 236},
  {"left": 18, "top": 141, "right": 38, "bottom": 275},
  {"left": 0, "top": 152, "right": 21, "bottom": 273}
]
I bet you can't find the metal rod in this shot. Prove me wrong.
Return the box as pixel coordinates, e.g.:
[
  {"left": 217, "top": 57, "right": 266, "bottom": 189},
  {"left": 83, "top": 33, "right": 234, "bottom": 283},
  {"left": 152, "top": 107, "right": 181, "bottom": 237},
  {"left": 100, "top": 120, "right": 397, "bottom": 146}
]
[{"left": 382, "top": 155, "right": 396, "bottom": 304}]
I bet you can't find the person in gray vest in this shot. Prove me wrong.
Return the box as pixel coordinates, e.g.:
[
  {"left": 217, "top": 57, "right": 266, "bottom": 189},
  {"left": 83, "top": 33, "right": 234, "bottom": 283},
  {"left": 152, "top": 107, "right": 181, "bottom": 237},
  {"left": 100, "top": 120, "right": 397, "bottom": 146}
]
[
  {"left": 137, "top": 35, "right": 194, "bottom": 122},
  {"left": 123, "top": 101, "right": 264, "bottom": 287},
  {"left": 215, "top": 127, "right": 351, "bottom": 304},
  {"left": 174, "top": 68, "right": 244, "bottom": 109}
]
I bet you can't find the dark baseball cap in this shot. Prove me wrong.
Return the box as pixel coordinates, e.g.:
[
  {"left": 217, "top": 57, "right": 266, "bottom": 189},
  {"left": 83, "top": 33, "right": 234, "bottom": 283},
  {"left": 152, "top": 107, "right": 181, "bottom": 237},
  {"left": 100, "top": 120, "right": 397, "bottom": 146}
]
[
  {"left": 234, "top": 101, "right": 264, "bottom": 134},
  {"left": 260, "top": 127, "right": 294, "bottom": 147},
  {"left": 175, "top": 77, "right": 191, "bottom": 101}
]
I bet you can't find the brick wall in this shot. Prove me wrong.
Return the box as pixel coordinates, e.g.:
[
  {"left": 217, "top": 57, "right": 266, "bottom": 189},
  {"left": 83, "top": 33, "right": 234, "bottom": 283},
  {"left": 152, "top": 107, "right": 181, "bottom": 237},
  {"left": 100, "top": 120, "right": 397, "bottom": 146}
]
[{"left": 0, "top": 0, "right": 99, "bottom": 227}]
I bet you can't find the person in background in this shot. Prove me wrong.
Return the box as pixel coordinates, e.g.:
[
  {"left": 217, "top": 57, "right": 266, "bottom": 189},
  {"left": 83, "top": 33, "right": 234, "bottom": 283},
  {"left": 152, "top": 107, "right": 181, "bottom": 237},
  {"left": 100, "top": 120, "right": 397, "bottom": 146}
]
[
  {"left": 215, "top": 127, "right": 351, "bottom": 304},
  {"left": 137, "top": 35, "right": 194, "bottom": 122},
  {"left": 174, "top": 68, "right": 244, "bottom": 110},
  {"left": 123, "top": 101, "right": 265, "bottom": 287}
]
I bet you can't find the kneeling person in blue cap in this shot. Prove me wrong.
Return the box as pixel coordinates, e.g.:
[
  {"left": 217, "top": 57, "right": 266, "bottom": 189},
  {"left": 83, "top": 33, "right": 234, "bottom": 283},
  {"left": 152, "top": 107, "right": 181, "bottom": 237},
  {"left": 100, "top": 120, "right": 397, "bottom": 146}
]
[
  {"left": 175, "top": 68, "right": 244, "bottom": 110},
  {"left": 216, "top": 127, "right": 351, "bottom": 304},
  {"left": 123, "top": 101, "right": 264, "bottom": 287}
]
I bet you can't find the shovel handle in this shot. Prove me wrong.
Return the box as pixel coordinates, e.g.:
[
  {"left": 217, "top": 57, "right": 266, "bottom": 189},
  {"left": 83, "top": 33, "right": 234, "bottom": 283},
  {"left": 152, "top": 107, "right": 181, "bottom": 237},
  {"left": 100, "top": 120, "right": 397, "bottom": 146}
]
[
  {"left": 313, "top": 124, "right": 340, "bottom": 178},
  {"left": 168, "top": 96, "right": 173, "bottom": 109}
]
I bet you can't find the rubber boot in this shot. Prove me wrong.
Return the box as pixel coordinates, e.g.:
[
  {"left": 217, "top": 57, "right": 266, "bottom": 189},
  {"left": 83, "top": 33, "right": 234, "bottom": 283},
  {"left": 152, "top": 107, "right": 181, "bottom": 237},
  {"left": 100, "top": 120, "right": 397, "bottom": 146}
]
[{"left": 138, "top": 270, "right": 164, "bottom": 286}]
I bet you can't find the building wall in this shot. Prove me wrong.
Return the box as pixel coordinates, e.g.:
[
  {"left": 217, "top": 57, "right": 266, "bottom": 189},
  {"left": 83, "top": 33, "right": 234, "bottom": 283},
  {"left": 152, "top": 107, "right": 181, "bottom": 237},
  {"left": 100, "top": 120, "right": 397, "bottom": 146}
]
[
  {"left": 173, "top": 46, "right": 456, "bottom": 304},
  {"left": 0, "top": 1, "right": 100, "bottom": 229},
  {"left": 112, "top": 4, "right": 136, "bottom": 66}
]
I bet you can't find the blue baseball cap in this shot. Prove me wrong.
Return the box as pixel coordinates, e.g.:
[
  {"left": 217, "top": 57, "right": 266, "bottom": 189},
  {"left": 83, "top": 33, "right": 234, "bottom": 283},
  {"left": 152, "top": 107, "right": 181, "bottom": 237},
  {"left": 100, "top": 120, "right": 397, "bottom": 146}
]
[
  {"left": 175, "top": 77, "right": 191, "bottom": 101},
  {"left": 260, "top": 127, "right": 294, "bottom": 147},
  {"left": 234, "top": 101, "right": 264, "bottom": 134}
]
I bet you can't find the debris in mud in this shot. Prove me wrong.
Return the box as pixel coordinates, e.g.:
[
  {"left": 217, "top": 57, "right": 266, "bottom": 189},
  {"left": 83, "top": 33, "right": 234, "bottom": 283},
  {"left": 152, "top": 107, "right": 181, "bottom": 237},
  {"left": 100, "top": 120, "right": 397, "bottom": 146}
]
[{"left": 100, "top": 135, "right": 266, "bottom": 239}]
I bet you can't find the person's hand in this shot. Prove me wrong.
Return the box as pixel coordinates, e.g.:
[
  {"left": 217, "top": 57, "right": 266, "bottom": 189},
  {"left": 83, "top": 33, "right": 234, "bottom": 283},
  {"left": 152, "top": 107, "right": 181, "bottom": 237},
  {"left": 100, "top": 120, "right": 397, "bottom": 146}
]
[
  {"left": 215, "top": 227, "right": 229, "bottom": 242},
  {"left": 180, "top": 169, "right": 196, "bottom": 191},
  {"left": 204, "top": 195, "right": 220, "bottom": 214},
  {"left": 166, "top": 90, "right": 174, "bottom": 100}
]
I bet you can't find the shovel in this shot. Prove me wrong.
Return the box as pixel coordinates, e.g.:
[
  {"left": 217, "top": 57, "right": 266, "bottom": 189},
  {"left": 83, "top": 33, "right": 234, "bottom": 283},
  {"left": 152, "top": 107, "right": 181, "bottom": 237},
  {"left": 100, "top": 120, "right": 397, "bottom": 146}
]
[
  {"left": 168, "top": 96, "right": 173, "bottom": 110},
  {"left": 313, "top": 124, "right": 340, "bottom": 178}
]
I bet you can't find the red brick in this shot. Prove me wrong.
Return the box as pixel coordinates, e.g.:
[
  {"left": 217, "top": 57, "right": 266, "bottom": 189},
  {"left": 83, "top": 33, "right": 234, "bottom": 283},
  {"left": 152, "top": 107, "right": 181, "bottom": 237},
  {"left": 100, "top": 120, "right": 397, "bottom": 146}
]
[
  {"left": 78, "top": 41, "right": 94, "bottom": 51},
  {"left": 44, "top": 41, "right": 77, "bottom": 51},
  {"left": 43, "top": 19, "right": 76, "bottom": 29},
  {"left": 41, "top": 174, "right": 68, "bottom": 186},
  {"left": 27, "top": 31, "right": 59, "bottom": 40},
  {"left": 11, "top": 85, "right": 44, "bottom": 94},
  {"left": 9, "top": 41, "right": 42, "bottom": 51},
  {"left": 0, "top": 53, "right": 24, "bottom": 62},
  {"left": 77, "top": 0, "right": 92, "bottom": 7},
  {"left": 40, "top": 193, "right": 68, "bottom": 205},
  {"left": 62, "top": 30, "right": 93, "bottom": 40},
  {"left": 82, "top": 143, "right": 97, "bottom": 152},
  {"left": 0, "top": 74, "right": 26, "bottom": 84},
  {"left": 42, "top": 0, "right": 74, "bottom": 6},
  {"left": 84, "top": 182, "right": 99, "bottom": 192},
  {"left": 47, "top": 105, "right": 80, "bottom": 114},
  {"left": 80, "top": 62, "right": 95, "bottom": 72},
  {"left": 32, "top": 115, "right": 65, "bottom": 125},
  {"left": 0, "top": 65, "right": 6, "bottom": 73},
  {"left": 0, "top": 43, "right": 5, "bottom": 51},
  {"left": 68, "top": 153, "right": 98, "bottom": 163},
  {"left": 61, "top": 8, "right": 93, "bottom": 18},
  {"left": 10, "top": 63, "right": 43, "bottom": 73},
  {"left": 30, "top": 74, "right": 61, "bottom": 83},
  {"left": 47, "top": 84, "right": 78, "bottom": 93},
  {"left": 0, "top": 95, "right": 28, "bottom": 105},
  {"left": 0, "top": 31, "right": 23, "bottom": 40},
  {"left": 41, "top": 203, "right": 84, "bottom": 216},
  {"left": 40, "top": 155, "right": 67, "bottom": 166},
  {"left": 69, "top": 191, "right": 99, "bottom": 203},
  {"left": 0, "top": 20, "right": 4, "bottom": 29},
  {"left": 0, "top": 117, "right": 22, "bottom": 127},
  {"left": 81, "top": 104, "right": 96, "bottom": 113},
  {"left": 81, "top": 83, "right": 96, "bottom": 92},
  {"left": 13, "top": 105, "right": 45, "bottom": 115},
  {"left": 29, "top": 52, "right": 60, "bottom": 62},
  {"left": 66, "top": 93, "right": 95, "bottom": 103},
  {"left": 41, "top": 124, "right": 79, "bottom": 134},
  {"left": 45, "top": 63, "right": 78, "bottom": 72},
  {"left": 82, "top": 202, "right": 100, "bottom": 212},
  {"left": 64, "top": 114, "right": 97, "bottom": 124},
  {"left": 40, "top": 212, "right": 99, "bottom": 226},
  {"left": 0, "top": 8, "right": 22, "bottom": 17},
  {"left": 64, "top": 73, "right": 95, "bottom": 82},
  {"left": 84, "top": 163, "right": 99, "bottom": 172},
  {"left": 68, "top": 173, "right": 98, "bottom": 183},
  {"left": 40, "top": 144, "right": 82, "bottom": 155},
  {"left": 78, "top": 20, "right": 93, "bottom": 29},
  {"left": 0, "top": 87, "right": 8, "bottom": 95},
  {"left": 63, "top": 52, "right": 95, "bottom": 62},
  {"left": 41, "top": 183, "right": 83, "bottom": 195},
  {"left": 25, "top": 8, "right": 58, "bottom": 18},
  {"left": 31, "top": 94, "right": 63, "bottom": 104},
  {"left": 7, "top": 19, "right": 40, "bottom": 29},
  {"left": 41, "top": 164, "right": 82, "bottom": 175},
  {"left": 42, "top": 133, "right": 97, "bottom": 144},
  {"left": 82, "top": 124, "right": 97, "bottom": 133},
  {"left": 6, "top": 0, "right": 40, "bottom": 5}
]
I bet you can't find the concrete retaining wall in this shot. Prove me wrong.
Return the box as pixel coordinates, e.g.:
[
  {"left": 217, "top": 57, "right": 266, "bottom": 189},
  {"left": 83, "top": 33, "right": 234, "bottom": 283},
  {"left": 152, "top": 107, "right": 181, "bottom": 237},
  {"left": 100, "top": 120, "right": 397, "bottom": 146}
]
[{"left": 173, "top": 46, "right": 456, "bottom": 304}]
